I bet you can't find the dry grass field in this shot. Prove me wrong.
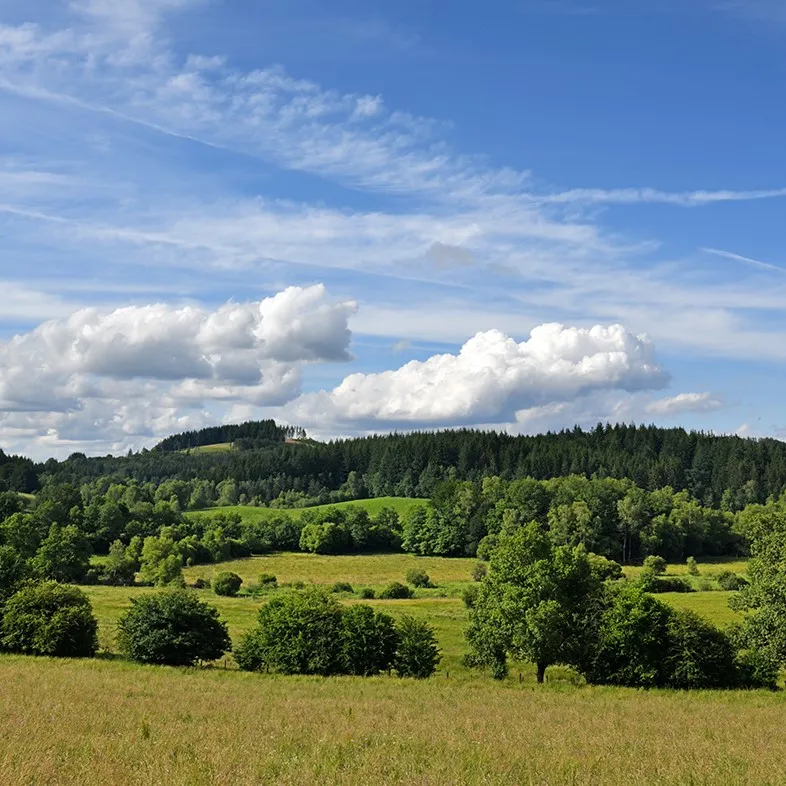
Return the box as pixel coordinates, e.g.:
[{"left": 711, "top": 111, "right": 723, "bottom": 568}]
[{"left": 2, "top": 654, "right": 785, "bottom": 786}]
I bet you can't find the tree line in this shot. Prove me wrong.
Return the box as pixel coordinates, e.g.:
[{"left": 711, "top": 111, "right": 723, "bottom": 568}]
[{"left": 18, "top": 423, "right": 786, "bottom": 509}]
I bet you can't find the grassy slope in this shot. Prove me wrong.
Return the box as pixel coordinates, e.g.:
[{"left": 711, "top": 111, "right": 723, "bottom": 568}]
[{"left": 185, "top": 497, "right": 428, "bottom": 522}]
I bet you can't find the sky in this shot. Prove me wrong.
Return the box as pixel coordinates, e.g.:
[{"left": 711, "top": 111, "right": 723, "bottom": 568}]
[{"left": 1, "top": 0, "right": 785, "bottom": 460}]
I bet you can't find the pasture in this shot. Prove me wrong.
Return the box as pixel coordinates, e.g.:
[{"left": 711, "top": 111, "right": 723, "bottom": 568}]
[
  {"left": 1, "top": 652, "right": 785, "bottom": 786},
  {"left": 185, "top": 496, "right": 428, "bottom": 522},
  {"left": 1, "top": 552, "right": 764, "bottom": 785}
]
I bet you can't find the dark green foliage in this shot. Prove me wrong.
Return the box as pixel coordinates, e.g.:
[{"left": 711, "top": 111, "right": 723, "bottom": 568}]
[
  {"left": 358, "top": 588, "right": 375, "bottom": 599},
  {"left": 1, "top": 582, "right": 98, "bottom": 658},
  {"left": 341, "top": 605, "right": 398, "bottom": 676},
  {"left": 462, "top": 584, "right": 479, "bottom": 609},
  {"left": 717, "top": 571, "right": 748, "bottom": 591},
  {"left": 154, "top": 419, "right": 299, "bottom": 452},
  {"left": 651, "top": 576, "right": 694, "bottom": 593},
  {"left": 664, "top": 609, "right": 738, "bottom": 689},
  {"left": 394, "top": 615, "right": 441, "bottom": 678},
  {"left": 192, "top": 577, "right": 210, "bottom": 589},
  {"left": 583, "top": 584, "right": 673, "bottom": 688},
  {"left": 378, "top": 582, "right": 414, "bottom": 600},
  {"left": 236, "top": 589, "right": 345, "bottom": 675},
  {"left": 0, "top": 545, "right": 29, "bottom": 605},
  {"left": 330, "top": 582, "right": 354, "bottom": 594},
  {"left": 258, "top": 573, "right": 278, "bottom": 587},
  {"left": 30, "top": 523, "right": 92, "bottom": 584},
  {"left": 116, "top": 590, "right": 231, "bottom": 666},
  {"left": 588, "top": 554, "right": 623, "bottom": 582},
  {"left": 405, "top": 569, "right": 432, "bottom": 588},
  {"left": 212, "top": 571, "right": 243, "bottom": 597}
]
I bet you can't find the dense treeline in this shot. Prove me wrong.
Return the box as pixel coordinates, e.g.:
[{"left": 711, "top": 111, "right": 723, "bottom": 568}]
[
  {"left": 0, "top": 449, "right": 38, "bottom": 494},
  {"left": 406, "top": 475, "right": 742, "bottom": 562},
  {"left": 26, "top": 424, "right": 786, "bottom": 510},
  {"left": 153, "top": 420, "right": 306, "bottom": 452}
]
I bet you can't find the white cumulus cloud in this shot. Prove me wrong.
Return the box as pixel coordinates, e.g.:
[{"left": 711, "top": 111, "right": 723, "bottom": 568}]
[
  {"left": 0, "top": 284, "right": 355, "bottom": 453},
  {"left": 289, "top": 323, "right": 669, "bottom": 428},
  {"left": 645, "top": 392, "right": 722, "bottom": 416}
]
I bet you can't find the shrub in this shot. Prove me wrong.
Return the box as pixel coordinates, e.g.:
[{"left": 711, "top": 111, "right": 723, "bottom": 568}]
[
  {"left": 476, "top": 534, "right": 498, "bottom": 562},
  {"left": 588, "top": 554, "right": 623, "bottom": 582},
  {"left": 734, "top": 647, "right": 779, "bottom": 689},
  {"left": 117, "top": 589, "right": 231, "bottom": 666},
  {"left": 258, "top": 573, "right": 278, "bottom": 587},
  {"left": 717, "top": 571, "right": 748, "bottom": 591},
  {"left": 643, "top": 555, "right": 667, "bottom": 576},
  {"left": 379, "top": 582, "right": 414, "bottom": 600},
  {"left": 462, "top": 583, "right": 479, "bottom": 609},
  {"left": 192, "top": 577, "right": 210, "bottom": 589},
  {"left": 405, "top": 569, "right": 432, "bottom": 588},
  {"left": 663, "top": 609, "right": 738, "bottom": 689},
  {"left": 687, "top": 556, "right": 699, "bottom": 576},
  {"left": 471, "top": 562, "right": 487, "bottom": 582},
  {"left": 330, "top": 582, "right": 354, "bottom": 594},
  {"left": 1, "top": 582, "right": 98, "bottom": 658},
  {"left": 394, "top": 615, "right": 441, "bottom": 678},
  {"left": 358, "top": 588, "right": 375, "bottom": 599},
  {"left": 652, "top": 576, "right": 694, "bottom": 593},
  {"left": 341, "top": 605, "right": 398, "bottom": 676},
  {"left": 236, "top": 589, "right": 345, "bottom": 675},
  {"left": 213, "top": 572, "right": 243, "bottom": 597}
]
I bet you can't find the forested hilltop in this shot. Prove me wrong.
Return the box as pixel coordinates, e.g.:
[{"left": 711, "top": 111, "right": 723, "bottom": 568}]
[
  {"left": 153, "top": 420, "right": 307, "bottom": 452},
  {"left": 24, "top": 423, "right": 786, "bottom": 510}
]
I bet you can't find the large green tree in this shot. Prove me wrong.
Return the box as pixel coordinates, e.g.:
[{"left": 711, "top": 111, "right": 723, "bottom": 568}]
[{"left": 466, "top": 522, "right": 604, "bottom": 683}]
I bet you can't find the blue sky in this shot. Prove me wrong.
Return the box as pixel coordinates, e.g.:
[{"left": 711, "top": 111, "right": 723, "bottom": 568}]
[{"left": 1, "top": 0, "right": 785, "bottom": 458}]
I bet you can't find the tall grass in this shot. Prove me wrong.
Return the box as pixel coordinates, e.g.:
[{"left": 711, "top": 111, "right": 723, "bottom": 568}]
[{"left": 1, "top": 654, "right": 784, "bottom": 785}]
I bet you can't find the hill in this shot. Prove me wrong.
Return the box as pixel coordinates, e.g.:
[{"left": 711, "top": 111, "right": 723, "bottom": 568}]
[
  {"left": 154, "top": 419, "right": 306, "bottom": 452},
  {"left": 39, "top": 422, "right": 786, "bottom": 509}
]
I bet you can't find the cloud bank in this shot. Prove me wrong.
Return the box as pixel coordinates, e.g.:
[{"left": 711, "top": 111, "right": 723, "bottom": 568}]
[{"left": 289, "top": 323, "right": 669, "bottom": 428}]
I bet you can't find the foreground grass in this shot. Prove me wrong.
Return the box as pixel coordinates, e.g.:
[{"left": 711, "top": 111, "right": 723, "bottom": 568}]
[
  {"left": 185, "top": 496, "right": 428, "bottom": 523},
  {"left": 2, "top": 654, "right": 786, "bottom": 786}
]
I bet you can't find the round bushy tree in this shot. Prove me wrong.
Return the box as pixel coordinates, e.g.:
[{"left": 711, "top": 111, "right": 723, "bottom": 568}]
[
  {"left": 1, "top": 581, "right": 98, "bottom": 658},
  {"left": 643, "top": 555, "right": 667, "bottom": 576},
  {"left": 394, "top": 615, "right": 441, "bottom": 678},
  {"left": 236, "top": 589, "right": 345, "bottom": 675},
  {"left": 117, "top": 589, "right": 231, "bottom": 666},
  {"left": 378, "top": 582, "right": 414, "bottom": 600},
  {"left": 405, "top": 569, "right": 432, "bottom": 588},
  {"left": 341, "top": 604, "right": 398, "bottom": 676},
  {"left": 213, "top": 571, "right": 243, "bottom": 597}
]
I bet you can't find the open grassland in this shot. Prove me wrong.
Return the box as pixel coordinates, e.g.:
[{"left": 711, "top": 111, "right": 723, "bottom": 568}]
[
  {"left": 186, "top": 496, "right": 428, "bottom": 522},
  {"left": 2, "top": 654, "right": 786, "bottom": 786},
  {"left": 180, "top": 442, "right": 234, "bottom": 454},
  {"left": 183, "top": 551, "right": 476, "bottom": 589},
  {"left": 623, "top": 558, "right": 749, "bottom": 578},
  {"left": 85, "top": 552, "right": 745, "bottom": 671}
]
